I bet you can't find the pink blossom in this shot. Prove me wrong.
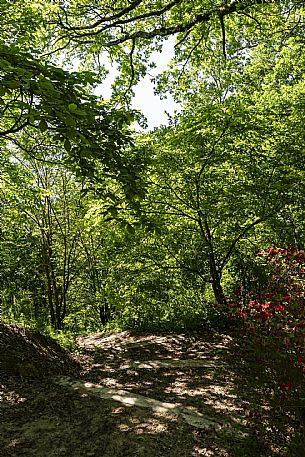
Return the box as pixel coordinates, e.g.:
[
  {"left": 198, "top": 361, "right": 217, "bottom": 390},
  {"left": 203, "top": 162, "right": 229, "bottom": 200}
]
[
  {"left": 258, "top": 311, "right": 272, "bottom": 321},
  {"left": 275, "top": 304, "right": 285, "bottom": 312},
  {"left": 261, "top": 303, "right": 270, "bottom": 310},
  {"left": 264, "top": 293, "right": 274, "bottom": 299},
  {"left": 278, "top": 383, "right": 293, "bottom": 391},
  {"left": 297, "top": 356, "right": 305, "bottom": 366}
]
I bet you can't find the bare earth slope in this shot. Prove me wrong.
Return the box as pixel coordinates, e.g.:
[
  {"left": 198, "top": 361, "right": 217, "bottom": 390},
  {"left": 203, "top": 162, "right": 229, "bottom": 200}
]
[
  {"left": 0, "top": 323, "right": 79, "bottom": 379},
  {"left": 0, "top": 325, "right": 304, "bottom": 456}
]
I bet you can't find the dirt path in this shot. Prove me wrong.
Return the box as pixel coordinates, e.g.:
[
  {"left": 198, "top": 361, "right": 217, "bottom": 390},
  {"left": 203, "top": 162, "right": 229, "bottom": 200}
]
[{"left": 1, "top": 330, "right": 303, "bottom": 456}]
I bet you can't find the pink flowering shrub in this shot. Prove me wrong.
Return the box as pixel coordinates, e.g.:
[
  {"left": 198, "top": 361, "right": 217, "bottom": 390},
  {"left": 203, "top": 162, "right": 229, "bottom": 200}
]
[{"left": 232, "top": 246, "right": 305, "bottom": 389}]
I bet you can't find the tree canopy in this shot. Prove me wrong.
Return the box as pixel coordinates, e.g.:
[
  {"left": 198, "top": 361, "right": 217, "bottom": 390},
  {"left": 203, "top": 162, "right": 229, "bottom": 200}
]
[
  {"left": 0, "top": 1, "right": 141, "bottom": 193},
  {"left": 1, "top": 0, "right": 305, "bottom": 330}
]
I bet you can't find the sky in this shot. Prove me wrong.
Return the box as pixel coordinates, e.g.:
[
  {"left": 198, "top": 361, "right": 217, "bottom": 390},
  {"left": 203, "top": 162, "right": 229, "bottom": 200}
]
[{"left": 99, "top": 38, "right": 180, "bottom": 130}]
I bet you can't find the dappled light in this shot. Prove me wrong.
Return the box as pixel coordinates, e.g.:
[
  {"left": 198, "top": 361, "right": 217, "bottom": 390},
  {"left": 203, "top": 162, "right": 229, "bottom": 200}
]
[
  {"left": 1, "top": 0, "right": 305, "bottom": 455},
  {"left": 0, "top": 386, "right": 27, "bottom": 406},
  {"left": 1, "top": 326, "right": 304, "bottom": 456}
]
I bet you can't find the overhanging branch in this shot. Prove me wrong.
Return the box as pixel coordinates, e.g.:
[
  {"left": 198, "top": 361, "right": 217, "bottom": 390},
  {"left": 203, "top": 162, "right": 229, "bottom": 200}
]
[{"left": 55, "top": 0, "right": 277, "bottom": 48}]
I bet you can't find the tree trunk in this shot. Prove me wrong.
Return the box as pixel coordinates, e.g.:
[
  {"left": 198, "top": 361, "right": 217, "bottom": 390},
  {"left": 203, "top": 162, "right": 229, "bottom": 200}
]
[
  {"left": 198, "top": 216, "right": 227, "bottom": 306},
  {"left": 208, "top": 252, "right": 227, "bottom": 306}
]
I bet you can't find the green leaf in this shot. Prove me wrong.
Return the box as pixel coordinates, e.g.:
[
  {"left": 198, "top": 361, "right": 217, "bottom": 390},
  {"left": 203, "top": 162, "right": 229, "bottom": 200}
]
[
  {"left": 64, "top": 139, "right": 71, "bottom": 152},
  {"left": 39, "top": 80, "right": 55, "bottom": 91},
  {"left": 68, "top": 103, "right": 78, "bottom": 112},
  {"left": 4, "top": 80, "right": 20, "bottom": 89},
  {"left": 108, "top": 206, "right": 118, "bottom": 217},
  {"left": 65, "top": 116, "right": 76, "bottom": 127},
  {"left": 39, "top": 119, "right": 48, "bottom": 132},
  {"left": 126, "top": 224, "right": 135, "bottom": 235}
]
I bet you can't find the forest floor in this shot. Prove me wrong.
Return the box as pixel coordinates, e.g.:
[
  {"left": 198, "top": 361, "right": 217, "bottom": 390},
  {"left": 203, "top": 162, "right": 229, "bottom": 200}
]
[{"left": 0, "top": 324, "right": 304, "bottom": 457}]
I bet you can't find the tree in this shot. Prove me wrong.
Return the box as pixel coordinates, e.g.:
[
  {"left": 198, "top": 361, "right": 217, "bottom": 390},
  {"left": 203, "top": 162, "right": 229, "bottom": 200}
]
[
  {"left": 0, "top": 1, "right": 141, "bottom": 193},
  {"left": 1, "top": 143, "right": 90, "bottom": 329},
  {"left": 51, "top": 1, "right": 295, "bottom": 51},
  {"left": 3, "top": 0, "right": 305, "bottom": 330},
  {"left": 137, "top": 35, "right": 305, "bottom": 306},
  {"left": 45, "top": 1, "right": 305, "bottom": 98}
]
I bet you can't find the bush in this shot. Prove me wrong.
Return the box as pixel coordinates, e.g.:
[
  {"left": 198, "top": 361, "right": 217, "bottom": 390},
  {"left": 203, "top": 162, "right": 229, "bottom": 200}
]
[{"left": 232, "top": 246, "right": 305, "bottom": 390}]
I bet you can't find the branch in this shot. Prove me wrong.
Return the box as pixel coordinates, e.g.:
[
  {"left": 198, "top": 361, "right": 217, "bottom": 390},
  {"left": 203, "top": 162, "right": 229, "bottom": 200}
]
[
  {"left": 106, "top": 12, "right": 211, "bottom": 45},
  {"left": 57, "top": 0, "right": 275, "bottom": 47},
  {"left": 153, "top": 241, "right": 208, "bottom": 282},
  {"left": 6, "top": 136, "right": 62, "bottom": 165},
  {"left": 58, "top": 0, "right": 144, "bottom": 32},
  {"left": 220, "top": 217, "right": 266, "bottom": 270},
  {"left": 123, "top": 38, "right": 136, "bottom": 102},
  {"left": 177, "top": 30, "right": 209, "bottom": 82},
  {"left": 218, "top": 10, "right": 227, "bottom": 60},
  {"left": 0, "top": 119, "right": 30, "bottom": 137}
]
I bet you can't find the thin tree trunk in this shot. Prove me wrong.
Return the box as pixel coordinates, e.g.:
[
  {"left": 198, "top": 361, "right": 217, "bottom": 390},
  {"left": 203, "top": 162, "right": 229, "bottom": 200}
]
[
  {"left": 209, "top": 253, "right": 227, "bottom": 306},
  {"left": 197, "top": 216, "right": 227, "bottom": 306}
]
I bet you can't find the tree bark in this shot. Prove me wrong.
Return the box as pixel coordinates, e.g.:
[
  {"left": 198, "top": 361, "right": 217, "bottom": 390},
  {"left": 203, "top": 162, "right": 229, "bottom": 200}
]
[
  {"left": 197, "top": 215, "right": 227, "bottom": 306},
  {"left": 208, "top": 251, "right": 227, "bottom": 306}
]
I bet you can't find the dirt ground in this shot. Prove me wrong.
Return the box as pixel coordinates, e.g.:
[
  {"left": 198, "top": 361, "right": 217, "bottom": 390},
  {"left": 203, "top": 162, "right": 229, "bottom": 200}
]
[{"left": 0, "top": 324, "right": 304, "bottom": 456}]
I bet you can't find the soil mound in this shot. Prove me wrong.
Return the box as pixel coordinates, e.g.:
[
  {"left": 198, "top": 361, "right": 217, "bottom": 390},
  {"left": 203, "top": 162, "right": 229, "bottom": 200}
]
[{"left": 0, "top": 323, "right": 79, "bottom": 380}]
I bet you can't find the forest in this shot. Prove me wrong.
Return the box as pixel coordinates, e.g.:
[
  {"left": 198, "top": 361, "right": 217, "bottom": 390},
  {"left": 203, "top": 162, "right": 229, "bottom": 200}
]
[
  {"left": 2, "top": 0, "right": 305, "bottom": 333},
  {"left": 1, "top": 1, "right": 305, "bottom": 456}
]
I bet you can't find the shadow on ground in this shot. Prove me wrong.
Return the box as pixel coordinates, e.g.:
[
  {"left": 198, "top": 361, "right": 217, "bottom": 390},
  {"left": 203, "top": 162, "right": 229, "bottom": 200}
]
[{"left": 1, "top": 327, "right": 304, "bottom": 456}]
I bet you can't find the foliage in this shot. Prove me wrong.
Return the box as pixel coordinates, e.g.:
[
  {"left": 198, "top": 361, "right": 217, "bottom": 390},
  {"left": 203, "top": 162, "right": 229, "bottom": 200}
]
[
  {"left": 0, "top": 44, "right": 139, "bottom": 184},
  {"left": 45, "top": 0, "right": 305, "bottom": 98},
  {"left": 233, "top": 246, "right": 305, "bottom": 393},
  {"left": 1, "top": 4, "right": 305, "bottom": 454},
  {"left": 0, "top": 0, "right": 144, "bottom": 195},
  {"left": 1, "top": 0, "right": 305, "bottom": 341}
]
